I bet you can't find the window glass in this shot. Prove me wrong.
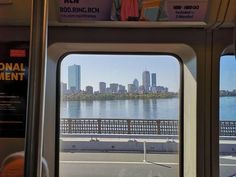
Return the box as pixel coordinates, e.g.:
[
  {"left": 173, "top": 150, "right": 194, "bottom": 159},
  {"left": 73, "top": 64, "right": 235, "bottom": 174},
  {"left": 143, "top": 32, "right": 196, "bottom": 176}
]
[
  {"left": 59, "top": 54, "right": 181, "bottom": 177},
  {"left": 219, "top": 55, "right": 236, "bottom": 177}
]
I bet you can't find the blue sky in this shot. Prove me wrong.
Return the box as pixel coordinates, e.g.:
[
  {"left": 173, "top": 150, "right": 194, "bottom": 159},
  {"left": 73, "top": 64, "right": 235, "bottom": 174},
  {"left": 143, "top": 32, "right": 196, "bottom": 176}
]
[
  {"left": 60, "top": 54, "right": 236, "bottom": 92},
  {"left": 220, "top": 55, "right": 236, "bottom": 91},
  {"left": 61, "top": 54, "right": 180, "bottom": 92}
]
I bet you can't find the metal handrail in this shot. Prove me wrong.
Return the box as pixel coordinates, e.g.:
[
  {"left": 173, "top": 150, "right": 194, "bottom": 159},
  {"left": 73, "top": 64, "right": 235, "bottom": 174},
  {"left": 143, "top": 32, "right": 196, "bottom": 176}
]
[
  {"left": 60, "top": 118, "right": 236, "bottom": 136},
  {"left": 24, "top": 0, "right": 48, "bottom": 176}
]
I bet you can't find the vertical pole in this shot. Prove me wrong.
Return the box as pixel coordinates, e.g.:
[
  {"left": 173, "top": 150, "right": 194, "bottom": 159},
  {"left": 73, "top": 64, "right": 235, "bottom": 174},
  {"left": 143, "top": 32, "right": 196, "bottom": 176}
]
[
  {"left": 143, "top": 141, "right": 147, "bottom": 162},
  {"left": 24, "top": 0, "right": 48, "bottom": 176}
]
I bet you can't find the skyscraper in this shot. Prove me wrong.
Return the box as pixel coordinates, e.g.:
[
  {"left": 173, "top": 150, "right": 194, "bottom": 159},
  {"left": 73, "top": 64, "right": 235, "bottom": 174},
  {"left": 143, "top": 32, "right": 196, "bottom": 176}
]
[
  {"left": 68, "top": 65, "right": 81, "bottom": 91},
  {"left": 142, "top": 71, "right": 150, "bottom": 92},
  {"left": 133, "top": 79, "right": 139, "bottom": 92},
  {"left": 151, "top": 73, "right": 157, "bottom": 87}
]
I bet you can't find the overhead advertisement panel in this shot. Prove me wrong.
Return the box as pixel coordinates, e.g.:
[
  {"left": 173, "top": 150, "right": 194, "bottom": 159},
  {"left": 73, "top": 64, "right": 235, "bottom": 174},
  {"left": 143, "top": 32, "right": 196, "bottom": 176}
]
[{"left": 58, "top": 0, "right": 208, "bottom": 22}]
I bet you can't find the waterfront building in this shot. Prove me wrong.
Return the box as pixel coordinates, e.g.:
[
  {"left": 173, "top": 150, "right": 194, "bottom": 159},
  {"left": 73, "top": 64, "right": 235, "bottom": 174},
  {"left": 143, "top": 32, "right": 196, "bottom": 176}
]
[
  {"left": 69, "top": 86, "right": 76, "bottom": 92},
  {"left": 68, "top": 64, "right": 81, "bottom": 91},
  {"left": 110, "top": 83, "right": 118, "bottom": 93},
  {"left": 86, "top": 86, "right": 93, "bottom": 94},
  {"left": 118, "top": 85, "right": 126, "bottom": 93},
  {"left": 128, "top": 84, "right": 135, "bottom": 93},
  {"left": 151, "top": 73, "right": 157, "bottom": 87},
  {"left": 151, "top": 86, "right": 157, "bottom": 93},
  {"left": 99, "top": 82, "right": 106, "bottom": 93},
  {"left": 142, "top": 71, "right": 150, "bottom": 92},
  {"left": 138, "top": 85, "right": 145, "bottom": 93},
  {"left": 156, "top": 86, "right": 168, "bottom": 93},
  {"left": 133, "top": 79, "right": 139, "bottom": 92},
  {"left": 61, "top": 82, "right": 67, "bottom": 94},
  {"left": 106, "top": 87, "right": 112, "bottom": 93}
]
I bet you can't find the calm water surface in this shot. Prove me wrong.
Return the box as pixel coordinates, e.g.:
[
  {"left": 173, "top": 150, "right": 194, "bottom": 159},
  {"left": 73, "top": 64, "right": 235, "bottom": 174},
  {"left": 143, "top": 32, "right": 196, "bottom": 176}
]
[
  {"left": 220, "top": 96, "right": 236, "bottom": 120},
  {"left": 60, "top": 96, "right": 236, "bottom": 121},
  {"left": 61, "top": 98, "right": 179, "bottom": 119}
]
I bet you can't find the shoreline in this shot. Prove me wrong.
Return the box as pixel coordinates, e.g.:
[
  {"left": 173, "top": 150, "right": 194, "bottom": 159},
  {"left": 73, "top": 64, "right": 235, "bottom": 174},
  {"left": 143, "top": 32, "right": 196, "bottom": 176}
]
[{"left": 63, "top": 92, "right": 179, "bottom": 101}]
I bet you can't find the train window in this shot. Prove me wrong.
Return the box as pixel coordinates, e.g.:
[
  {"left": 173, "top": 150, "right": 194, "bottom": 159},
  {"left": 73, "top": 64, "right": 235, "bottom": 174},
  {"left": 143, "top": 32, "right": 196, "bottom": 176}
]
[
  {"left": 219, "top": 55, "right": 236, "bottom": 177},
  {"left": 58, "top": 53, "right": 182, "bottom": 177}
]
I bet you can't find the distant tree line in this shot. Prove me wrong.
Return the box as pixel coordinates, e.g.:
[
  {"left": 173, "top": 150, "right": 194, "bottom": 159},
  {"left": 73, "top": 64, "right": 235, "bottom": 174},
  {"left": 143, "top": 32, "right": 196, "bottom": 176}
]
[{"left": 63, "top": 92, "right": 179, "bottom": 101}]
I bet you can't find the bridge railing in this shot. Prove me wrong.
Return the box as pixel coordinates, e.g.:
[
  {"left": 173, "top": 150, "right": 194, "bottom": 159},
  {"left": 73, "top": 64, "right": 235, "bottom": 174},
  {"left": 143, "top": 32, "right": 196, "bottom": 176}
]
[
  {"left": 60, "top": 118, "right": 236, "bottom": 136},
  {"left": 60, "top": 118, "right": 178, "bottom": 135},
  {"left": 220, "top": 121, "right": 236, "bottom": 136}
]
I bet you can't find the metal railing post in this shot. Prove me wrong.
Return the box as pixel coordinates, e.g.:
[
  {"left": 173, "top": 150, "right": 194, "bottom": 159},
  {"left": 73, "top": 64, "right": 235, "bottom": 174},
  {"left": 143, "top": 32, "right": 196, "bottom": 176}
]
[
  {"left": 24, "top": 0, "right": 48, "bottom": 176},
  {"left": 143, "top": 141, "right": 147, "bottom": 162},
  {"left": 98, "top": 119, "right": 101, "bottom": 134},
  {"left": 68, "top": 119, "right": 72, "bottom": 133},
  {"left": 157, "top": 120, "right": 161, "bottom": 135},
  {"left": 127, "top": 120, "right": 131, "bottom": 134}
]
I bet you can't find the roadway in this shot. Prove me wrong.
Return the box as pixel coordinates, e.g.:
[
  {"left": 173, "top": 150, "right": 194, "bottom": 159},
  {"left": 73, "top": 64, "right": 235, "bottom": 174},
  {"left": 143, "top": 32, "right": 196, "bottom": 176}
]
[{"left": 59, "top": 152, "right": 236, "bottom": 177}]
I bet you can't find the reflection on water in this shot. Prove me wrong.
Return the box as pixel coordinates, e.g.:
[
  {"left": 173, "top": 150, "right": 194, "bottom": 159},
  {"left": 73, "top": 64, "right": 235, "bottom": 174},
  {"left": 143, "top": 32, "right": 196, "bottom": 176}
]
[
  {"left": 85, "top": 101, "right": 93, "bottom": 117},
  {"left": 220, "top": 96, "right": 236, "bottom": 120},
  {"left": 61, "top": 97, "right": 236, "bottom": 120},
  {"left": 68, "top": 101, "right": 81, "bottom": 118},
  {"left": 61, "top": 98, "right": 179, "bottom": 119},
  {"left": 152, "top": 99, "right": 158, "bottom": 118},
  {"left": 143, "top": 99, "right": 151, "bottom": 119},
  {"left": 98, "top": 101, "right": 107, "bottom": 117}
]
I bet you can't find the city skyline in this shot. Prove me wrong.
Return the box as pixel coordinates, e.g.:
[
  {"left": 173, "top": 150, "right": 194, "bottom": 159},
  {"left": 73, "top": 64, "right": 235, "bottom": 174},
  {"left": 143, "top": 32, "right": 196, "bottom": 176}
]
[
  {"left": 61, "top": 54, "right": 180, "bottom": 92},
  {"left": 64, "top": 66, "right": 168, "bottom": 93},
  {"left": 61, "top": 54, "right": 236, "bottom": 92}
]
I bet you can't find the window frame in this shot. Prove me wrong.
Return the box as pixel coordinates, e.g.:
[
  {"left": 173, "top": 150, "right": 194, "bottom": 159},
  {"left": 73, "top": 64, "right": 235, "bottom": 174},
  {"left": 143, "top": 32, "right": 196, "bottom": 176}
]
[
  {"left": 211, "top": 43, "right": 235, "bottom": 177},
  {"left": 44, "top": 43, "right": 197, "bottom": 177},
  {"left": 56, "top": 52, "right": 183, "bottom": 177}
]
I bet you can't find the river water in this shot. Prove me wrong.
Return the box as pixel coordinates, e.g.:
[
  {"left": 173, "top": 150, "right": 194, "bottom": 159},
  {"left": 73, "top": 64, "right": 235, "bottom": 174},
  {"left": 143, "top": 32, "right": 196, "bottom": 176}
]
[{"left": 60, "top": 96, "right": 236, "bottom": 121}]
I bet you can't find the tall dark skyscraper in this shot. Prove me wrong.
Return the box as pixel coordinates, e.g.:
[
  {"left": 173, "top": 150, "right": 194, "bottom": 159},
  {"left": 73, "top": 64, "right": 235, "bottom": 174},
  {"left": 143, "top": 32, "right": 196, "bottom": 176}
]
[
  {"left": 68, "top": 64, "right": 81, "bottom": 91},
  {"left": 142, "top": 71, "right": 150, "bottom": 92},
  {"left": 151, "top": 73, "right": 157, "bottom": 87}
]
